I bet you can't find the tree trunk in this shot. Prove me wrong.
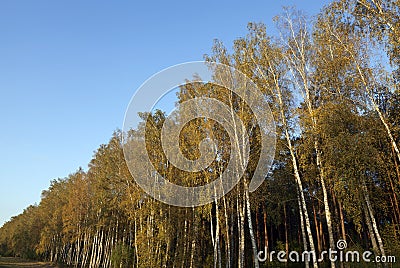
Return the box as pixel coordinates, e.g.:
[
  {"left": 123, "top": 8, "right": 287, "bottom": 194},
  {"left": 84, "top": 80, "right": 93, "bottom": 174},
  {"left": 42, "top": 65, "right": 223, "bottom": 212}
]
[
  {"left": 313, "top": 202, "right": 321, "bottom": 253},
  {"left": 250, "top": 35, "right": 318, "bottom": 268},
  {"left": 362, "top": 201, "right": 380, "bottom": 254},
  {"left": 245, "top": 183, "right": 259, "bottom": 268},
  {"left": 298, "top": 189, "right": 310, "bottom": 268},
  {"left": 279, "top": 77, "right": 318, "bottom": 268},
  {"left": 338, "top": 199, "right": 346, "bottom": 241},
  {"left": 263, "top": 207, "right": 269, "bottom": 258},
  {"left": 237, "top": 193, "right": 245, "bottom": 268},
  {"left": 222, "top": 195, "right": 231, "bottom": 268},
  {"left": 190, "top": 207, "right": 196, "bottom": 268},
  {"left": 284, "top": 203, "right": 289, "bottom": 264},
  {"left": 362, "top": 179, "right": 385, "bottom": 257},
  {"left": 181, "top": 218, "right": 188, "bottom": 268},
  {"left": 318, "top": 160, "right": 336, "bottom": 268}
]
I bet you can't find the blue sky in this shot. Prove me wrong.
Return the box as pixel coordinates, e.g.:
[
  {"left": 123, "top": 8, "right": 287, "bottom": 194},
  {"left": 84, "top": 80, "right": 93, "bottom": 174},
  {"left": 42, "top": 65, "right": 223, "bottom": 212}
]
[{"left": 0, "top": 0, "right": 331, "bottom": 225}]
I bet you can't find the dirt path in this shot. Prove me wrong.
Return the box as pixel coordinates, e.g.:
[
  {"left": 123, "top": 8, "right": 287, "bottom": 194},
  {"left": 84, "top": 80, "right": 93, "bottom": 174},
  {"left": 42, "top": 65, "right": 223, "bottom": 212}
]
[{"left": 0, "top": 257, "right": 56, "bottom": 268}]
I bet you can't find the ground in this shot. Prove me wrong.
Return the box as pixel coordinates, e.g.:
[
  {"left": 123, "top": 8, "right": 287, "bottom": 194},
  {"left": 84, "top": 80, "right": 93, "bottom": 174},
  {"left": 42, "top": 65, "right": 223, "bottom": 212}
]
[{"left": 0, "top": 257, "right": 55, "bottom": 268}]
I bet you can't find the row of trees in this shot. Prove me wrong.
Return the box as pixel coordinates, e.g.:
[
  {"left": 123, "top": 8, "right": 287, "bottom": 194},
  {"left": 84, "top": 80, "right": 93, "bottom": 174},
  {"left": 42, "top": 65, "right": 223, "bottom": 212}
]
[{"left": 1, "top": 1, "right": 399, "bottom": 267}]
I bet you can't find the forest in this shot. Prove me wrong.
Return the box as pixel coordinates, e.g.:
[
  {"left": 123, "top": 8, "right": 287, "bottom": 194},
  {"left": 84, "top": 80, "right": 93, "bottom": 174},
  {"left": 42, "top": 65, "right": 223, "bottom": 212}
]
[{"left": 0, "top": 1, "right": 399, "bottom": 267}]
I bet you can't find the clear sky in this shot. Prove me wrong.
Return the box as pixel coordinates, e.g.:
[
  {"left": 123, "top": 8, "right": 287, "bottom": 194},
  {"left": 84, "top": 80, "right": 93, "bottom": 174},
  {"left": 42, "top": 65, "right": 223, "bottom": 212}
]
[{"left": 0, "top": 0, "right": 331, "bottom": 226}]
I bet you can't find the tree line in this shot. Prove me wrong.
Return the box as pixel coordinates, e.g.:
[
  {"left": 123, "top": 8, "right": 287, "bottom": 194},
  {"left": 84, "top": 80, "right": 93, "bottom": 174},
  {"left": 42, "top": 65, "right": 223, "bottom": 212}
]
[{"left": 0, "top": 1, "right": 399, "bottom": 267}]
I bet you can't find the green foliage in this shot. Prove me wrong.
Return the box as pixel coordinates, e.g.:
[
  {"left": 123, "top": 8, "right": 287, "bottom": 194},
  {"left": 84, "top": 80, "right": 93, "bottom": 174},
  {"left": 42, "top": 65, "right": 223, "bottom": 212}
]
[{"left": 111, "top": 243, "right": 134, "bottom": 268}]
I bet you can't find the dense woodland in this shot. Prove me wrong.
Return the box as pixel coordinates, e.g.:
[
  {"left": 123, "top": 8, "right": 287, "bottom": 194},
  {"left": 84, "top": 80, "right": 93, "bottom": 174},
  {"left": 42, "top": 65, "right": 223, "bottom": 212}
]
[{"left": 1, "top": 1, "right": 400, "bottom": 267}]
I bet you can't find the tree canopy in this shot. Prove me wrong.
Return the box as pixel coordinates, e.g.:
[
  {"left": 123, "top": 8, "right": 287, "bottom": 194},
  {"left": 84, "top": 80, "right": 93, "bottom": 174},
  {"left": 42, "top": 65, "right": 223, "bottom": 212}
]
[{"left": 1, "top": 1, "right": 399, "bottom": 267}]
